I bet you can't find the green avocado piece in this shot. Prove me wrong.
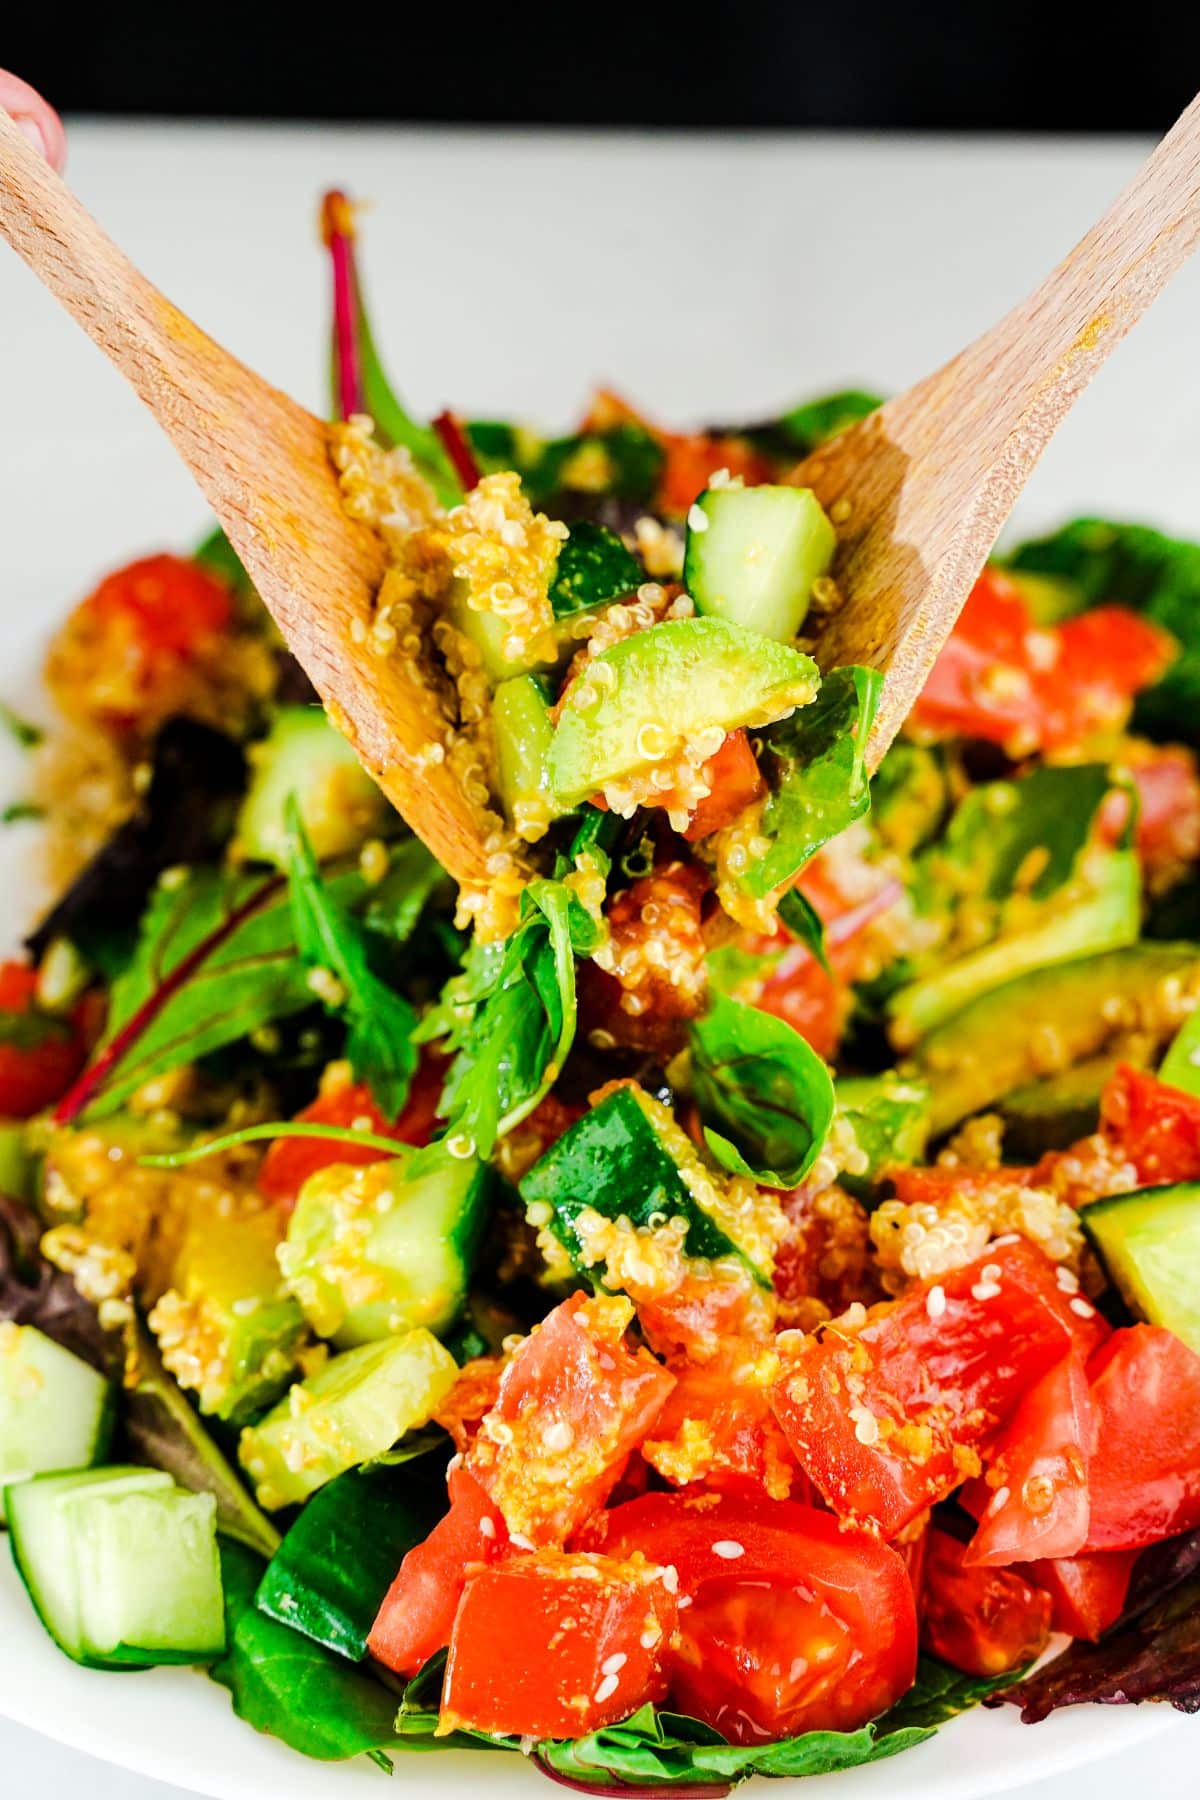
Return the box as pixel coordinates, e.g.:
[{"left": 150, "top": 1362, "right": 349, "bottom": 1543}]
[
  {"left": 237, "top": 707, "right": 389, "bottom": 868},
  {"left": 548, "top": 617, "right": 818, "bottom": 810},
  {"left": 913, "top": 942, "right": 1200, "bottom": 1137},
  {"left": 685, "top": 485, "right": 835, "bottom": 643},
  {"left": 1083, "top": 1182, "right": 1200, "bottom": 1355},
  {"left": 998, "top": 1053, "right": 1128, "bottom": 1159}
]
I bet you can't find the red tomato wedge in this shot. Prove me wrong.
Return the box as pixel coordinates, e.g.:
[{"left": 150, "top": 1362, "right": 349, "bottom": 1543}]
[
  {"left": 368, "top": 1467, "right": 505, "bottom": 1676},
  {"left": 922, "top": 1529, "right": 1052, "bottom": 1677},
  {"left": 258, "top": 1052, "right": 446, "bottom": 1209},
  {"left": 656, "top": 434, "right": 774, "bottom": 517},
  {"left": 772, "top": 1240, "right": 1104, "bottom": 1539},
  {"left": 1084, "top": 1324, "right": 1200, "bottom": 1551},
  {"left": 1020, "top": 1549, "right": 1137, "bottom": 1641},
  {"left": 963, "top": 1351, "right": 1094, "bottom": 1566},
  {"left": 467, "top": 1292, "right": 675, "bottom": 1546},
  {"left": 0, "top": 961, "right": 87, "bottom": 1118},
  {"left": 682, "top": 731, "right": 766, "bottom": 841},
  {"left": 440, "top": 1551, "right": 676, "bottom": 1740},
  {"left": 640, "top": 1341, "right": 806, "bottom": 1502},
  {"left": 1098, "top": 1064, "right": 1200, "bottom": 1187},
  {"left": 596, "top": 1490, "right": 917, "bottom": 1744}
]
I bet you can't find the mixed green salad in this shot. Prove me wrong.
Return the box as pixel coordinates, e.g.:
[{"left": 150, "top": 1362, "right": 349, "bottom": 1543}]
[{"left": 1, "top": 191, "right": 1199, "bottom": 1790}]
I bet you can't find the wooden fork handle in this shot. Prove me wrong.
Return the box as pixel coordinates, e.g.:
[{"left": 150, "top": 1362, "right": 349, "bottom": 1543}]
[{"left": 0, "top": 108, "right": 496, "bottom": 889}]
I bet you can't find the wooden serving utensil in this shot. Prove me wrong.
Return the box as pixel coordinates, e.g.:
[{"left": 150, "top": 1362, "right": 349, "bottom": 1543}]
[
  {"left": 792, "top": 91, "right": 1200, "bottom": 764},
  {"left": 1, "top": 100, "right": 1198, "bottom": 891}
]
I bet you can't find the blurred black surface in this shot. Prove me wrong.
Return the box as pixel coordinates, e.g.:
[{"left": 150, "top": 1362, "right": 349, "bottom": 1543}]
[{"left": 5, "top": 4, "right": 1198, "bottom": 130}]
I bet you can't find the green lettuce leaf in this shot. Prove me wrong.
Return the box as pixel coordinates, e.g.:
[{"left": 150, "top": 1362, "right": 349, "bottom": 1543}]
[
  {"left": 283, "top": 801, "right": 418, "bottom": 1117},
  {"left": 778, "top": 886, "right": 830, "bottom": 973},
  {"left": 740, "top": 665, "right": 882, "bottom": 900},
  {"left": 689, "top": 991, "right": 834, "bottom": 1187}
]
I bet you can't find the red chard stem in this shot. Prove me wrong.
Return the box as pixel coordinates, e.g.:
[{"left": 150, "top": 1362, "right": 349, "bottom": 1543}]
[
  {"left": 321, "top": 190, "right": 365, "bottom": 421},
  {"left": 432, "top": 410, "right": 482, "bottom": 491}
]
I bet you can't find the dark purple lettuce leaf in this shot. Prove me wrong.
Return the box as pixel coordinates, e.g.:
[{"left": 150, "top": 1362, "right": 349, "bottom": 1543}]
[
  {"left": 0, "top": 1192, "right": 118, "bottom": 1374},
  {"left": 996, "top": 1529, "right": 1200, "bottom": 1723}
]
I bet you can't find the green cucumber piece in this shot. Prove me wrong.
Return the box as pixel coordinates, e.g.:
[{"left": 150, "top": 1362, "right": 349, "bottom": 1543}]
[
  {"left": 520, "top": 1082, "right": 770, "bottom": 1284},
  {"left": 238, "top": 1330, "right": 458, "bottom": 1509},
  {"left": 912, "top": 942, "right": 1200, "bottom": 1136},
  {"left": 493, "top": 674, "right": 560, "bottom": 836},
  {"left": 0, "top": 1325, "right": 112, "bottom": 1511},
  {"left": 1083, "top": 1182, "right": 1200, "bottom": 1355},
  {"left": 998, "top": 1053, "right": 1125, "bottom": 1159},
  {"left": 254, "top": 1452, "right": 449, "bottom": 1659},
  {"left": 834, "top": 1075, "right": 931, "bottom": 1199},
  {"left": 685, "top": 485, "right": 835, "bottom": 643},
  {"left": 1159, "top": 1008, "right": 1200, "bottom": 1097},
  {"left": 237, "top": 707, "right": 389, "bottom": 868},
  {"left": 549, "top": 522, "right": 642, "bottom": 620},
  {"left": 280, "top": 1143, "right": 491, "bottom": 1348},
  {"left": 888, "top": 850, "right": 1141, "bottom": 1049},
  {"left": 446, "top": 581, "right": 558, "bottom": 684},
  {"left": 68, "top": 1486, "right": 224, "bottom": 1666},
  {"left": 7, "top": 1467, "right": 174, "bottom": 1661},
  {"left": 548, "top": 617, "right": 818, "bottom": 810}
]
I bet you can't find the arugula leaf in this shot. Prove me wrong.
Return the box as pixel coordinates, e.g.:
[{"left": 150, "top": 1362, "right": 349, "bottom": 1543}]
[
  {"left": 211, "top": 1541, "right": 409, "bottom": 1767},
  {"left": 435, "top": 879, "right": 598, "bottom": 1160},
  {"left": 549, "top": 522, "right": 644, "bottom": 619},
  {"left": 283, "top": 801, "right": 418, "bottom": 1117},
  {"left": 360, "top": 838, "right": 449, "bottom": 944},
  {"left": 740, "top": 666, "right": 882, "bottom": 899},
  {"left": 121, "top": 1326, "right": 280, "bottom": 1560},
  {"left": 689, "top": 991, "right": 834, "bottom": 1187},
  {"left": 1007, "top": 517, "right": 1200, "bottom": 738},
  {"left": 778, "top": 886, "right": 830, "bottom": 974}
]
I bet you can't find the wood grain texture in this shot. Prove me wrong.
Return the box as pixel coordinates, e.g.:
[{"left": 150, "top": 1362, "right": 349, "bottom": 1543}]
[
  {"left": 0, "top": 107, "right": 493, "bottom": 887},
  {"left": 797, "top": 92, "right": 1200, "bottom": 766}
]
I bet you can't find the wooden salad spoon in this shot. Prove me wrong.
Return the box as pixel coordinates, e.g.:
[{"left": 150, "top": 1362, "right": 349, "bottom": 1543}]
[{"left": 2, "top": 99, "right": 1199, "bottom": 889}]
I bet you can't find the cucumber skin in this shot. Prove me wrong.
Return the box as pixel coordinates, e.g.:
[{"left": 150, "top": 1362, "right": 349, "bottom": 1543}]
[{"left": 1083, "top": 1181, "right": 1200, "bottom": 1356}]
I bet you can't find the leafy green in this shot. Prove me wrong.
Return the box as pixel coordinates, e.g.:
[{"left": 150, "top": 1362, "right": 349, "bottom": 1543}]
[
  {"left": 869, "top": 740, "right": 948, "bottom": 856},
  {"left": 193, "top": 526, "right": 259, "bottom": 611},
  {"left": 924, "top": 763, "right": 1115, "bottom": 908},
  {"left": 689, "top": 991, "right": 835, "bottom": 1187},
  {"left": 360, "top": 839, "right": 449, "bottom": 944},
  {"left": 549, "top": 522, "right": 644, "bottom": 619},
  {"left": 283, "top": 801, "right": 418, "bottom": 1117},
  {"left": 769, "top": 389, "right": 884, "bottom": 455},
  {"left": 434, "top": 880, "right": 600, "bottom": 1160},
  {"left": 1007, "top": 517, "right": 1199, "bottom": 736},
  {"left": 0, "top": 701, "right": 44, "bottom": 749},
  {"left": 885, "top": 1655, "right": 1025, "bottom": 1731},
  {"left": 1159, "top": 1007, "right": 1200, "bottom": 1096},
  {"left": 526, "top": 424, "right": 664, "bottom": 505},
  {"left": 121, "top": 1326, "right": 280, "bottom": 1560},
  {"left": 1, "top": 800, "right": 43, "bottom": 825},
  {"left": 741, "top": 665, "right": 882, "bottom": 899},
  {"left": 778, "top": 886, "right": 830, "bottom": 974},
  {"left": 211, "top": 1542, "right": 408, "bottom": 1767}
]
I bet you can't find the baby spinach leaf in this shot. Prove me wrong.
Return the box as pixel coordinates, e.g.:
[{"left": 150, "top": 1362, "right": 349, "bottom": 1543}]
[
  {"left": 885, "top": 1654, "right": 1024, "bottom": 1731},
  {"left": 211, "top": 1541, "right": 408, "bottom": 1766},
  {"left": 924, "top": 762, "right": 1115, "bottom": 908},
  {"left": 550, "top": 522, "right": 643, "bottom": 619},
  {"left": 740, "top": 665, "right": 882, "bottom": 899},
  {"left": 284, "top": 801, "right": 417, "bottom": 1118},
  {"left": 689, "top": 991, "right": 834, "bottom": 1187},
  {"left": 778, "top": 886, "right": 830, "bottom": 973},
  {"left": 526, "top": 423, "right": 664, "bottom": 507}
]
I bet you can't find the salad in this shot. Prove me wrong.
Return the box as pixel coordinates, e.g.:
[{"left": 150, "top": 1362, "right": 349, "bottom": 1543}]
[{"left": 2, "top": 190, "right": 1199, "bottom": 1792}]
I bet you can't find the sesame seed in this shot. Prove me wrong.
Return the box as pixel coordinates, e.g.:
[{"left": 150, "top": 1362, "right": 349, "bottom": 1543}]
[
  {"left": 660, "top": 1564, "right": 680, "bottom": 1594},
  {"left": 601, "top": 1652, "right": 628, "bottom": 1678},
  {"left": 1069, "top": 1297, "right": 1096, "bottom": 1319},
  {"left": 510, "top": 1531, "right": 536, "bottom": 1552},
  {"left": 971, "top": 1281, "right": 1002, "bottom": 1302},
  {"left": 712, "top": 1540, "right": 745, "bottom": 1560},
  {"left": 1055, "top": 1267, "right": 1081, "bottom": 1294},
  {"left": 479, "top": 1516, "right": 496, "bottom": 1540},
  {"left": 926, "top": 1285, "right": 947, "bottom": 1320},
  {"left": 990, "top": 1485, "right": 1011, "bottom": 1513},
  {"left": 593, "top": 1673, "right": 620, "bottom": 1705}
]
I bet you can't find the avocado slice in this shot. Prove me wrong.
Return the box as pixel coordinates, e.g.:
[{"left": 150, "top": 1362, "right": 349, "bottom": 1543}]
[
  {"left": 548, "top": 617, "right": 818, "bottom": 810},
  {"left": 998, "top": 1053, "right": 1127, "bottom": 1159},
  {"left": 237, "top": 707, "right": 390, "bottom": 867},
  {"left": 685, "top": 485, "right": 835, "bottom": 643},
  {"left": 279, "top": 1144, "right": 491, "bottom": 1349},
  {"left": 1083, "top": 1182, "right": 1200, "bottom": 1355},
  {"left": 913, "top": 942, "right": 1200, "bottom": 1136}
]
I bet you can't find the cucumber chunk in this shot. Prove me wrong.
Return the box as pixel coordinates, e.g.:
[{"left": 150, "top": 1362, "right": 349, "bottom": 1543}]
[
  {"left": 238, "top": 1330, "right": 458, "bottom": 1509},
  {"left": 493, "top": 674, "right": 560, "bottom": 837},
  {"left": 237, "top": 706, "right": 390, "bottom": 867},
  {"left": 548, "top": 617, "right": 818, "bottom": 811},
  {"left": 69, "top": 1487, "right": 225, "bottom": 1666},
  {"left": 0, "top": 1325, "right": 112, "bottom": 1517},
  {"left": 834, "top": 1075, "right": 931, "bottom": 1199},
  {"left": 685, "top": 485, "right": 835, "bottom": 643},
  {"left": 1083, "top": 1182, "right": 1200, "bottom": 1355},
  {"left": 280, "top": 1144, "right": 491, "bottom": 1348},
  {"left": 7, "top": 1467, "right": 174, "bottom": 1661}
]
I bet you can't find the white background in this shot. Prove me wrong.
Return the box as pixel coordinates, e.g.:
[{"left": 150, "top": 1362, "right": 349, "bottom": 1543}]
[{"left": 1, "top": 121, "right": 1199, "bottom": 1796}]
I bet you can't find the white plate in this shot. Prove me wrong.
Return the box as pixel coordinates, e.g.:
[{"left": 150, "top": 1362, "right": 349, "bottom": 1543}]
[{"left": 1, "top": 121, "right": 1198, "bottom": 1796}]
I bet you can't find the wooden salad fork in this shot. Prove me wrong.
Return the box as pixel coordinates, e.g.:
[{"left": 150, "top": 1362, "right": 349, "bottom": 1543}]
[{"left": 2, "top": 100, "right": 1199, "bottom": 887}]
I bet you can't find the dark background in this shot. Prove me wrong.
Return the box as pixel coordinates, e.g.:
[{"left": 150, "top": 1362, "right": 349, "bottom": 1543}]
[{"left": 4, "top": 6, "right": 1197, "bottom": 131}]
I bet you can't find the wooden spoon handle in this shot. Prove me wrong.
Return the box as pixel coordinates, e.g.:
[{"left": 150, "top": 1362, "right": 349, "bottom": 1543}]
[{"left": 0, "top": 108, "right": 495, "bottom": 889}]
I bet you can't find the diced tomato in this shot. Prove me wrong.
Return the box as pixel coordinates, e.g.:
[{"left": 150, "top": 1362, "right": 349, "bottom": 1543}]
[
  {"left": 576, "top": 862, "right": 709, "bottom": 1054},
  {"left": 910, "top": 570, "right": 1173, "bottom": 755},
  {"left": 87, "top": 553, "right": 233, "bottom": 654},
  {"left": 754, "top": 951, "right": 848, "bottom": 1061},
  {"left": 772, "top": 1182, "right": 880, "bottom": 1327},
  {"left": 772, "top": 1240, "right": 1104, "bottom": 1540},
  {"left": 1084, "top": 1324, "right": 1200, "bottom": 1551},
  {"left": 963, "top": 1351, "right": 1094, "bottom": 1566},
  {"left": 1097, "top": 1064, "right": 1200, "bottom": 1187},
  {"left": 0, "top": 960, "right": 87, "bottom": 1119},
  {"left": 656, "top": 434, "right": 774, "bottom": 517},
  {"left": 467, "top": 1292, "right": 675, "bottom": 1546},
  {"left": 1021, "top": 1549, "right": 1137, "bottom": 1641},
  {"left": 441, "top": 1550, "right": 676, "bottom": 1739},
  {"left": 598, "top": 1490, "right": 917, "bottom": 1743},
  {"left": 368, "top": 1467, "right": 505, "bottom": 1676},
  {"left": 680, "top": 731, "right": 766, "bottom": 841},
  {"left": 640, "top": 1340, "right": 806, "bottom": 1502},
  {"left": 921, "top": 1529, "right": 1052, "bottom": 1677},
  {"left": 432, "top": 1357, "right": 506, "bottom": 1454},
  {"left": 1099, "top": 745, "right": 1200, "bottom": 882},
  {"left": 257, "top": 1051, "right": 446, "bottom": 1209}
]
